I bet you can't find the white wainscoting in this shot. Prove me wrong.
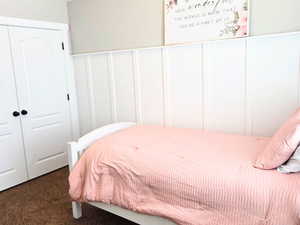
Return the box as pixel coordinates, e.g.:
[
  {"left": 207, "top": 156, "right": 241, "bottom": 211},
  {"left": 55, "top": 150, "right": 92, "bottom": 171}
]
[{"left": 73, "top": 33, "right": 300, "bottom": 137}]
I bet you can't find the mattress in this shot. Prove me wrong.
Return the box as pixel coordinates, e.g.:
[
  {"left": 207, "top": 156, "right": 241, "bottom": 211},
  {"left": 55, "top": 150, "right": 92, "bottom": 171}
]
[{"left": 69, "top": 125, "right": 300, "bottom": 225}]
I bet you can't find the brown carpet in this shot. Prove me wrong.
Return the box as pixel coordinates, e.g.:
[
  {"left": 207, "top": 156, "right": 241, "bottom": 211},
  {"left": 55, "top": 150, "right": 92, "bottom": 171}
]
[{"left": 0, "top": 167, "right": 137, "bottom": 225}]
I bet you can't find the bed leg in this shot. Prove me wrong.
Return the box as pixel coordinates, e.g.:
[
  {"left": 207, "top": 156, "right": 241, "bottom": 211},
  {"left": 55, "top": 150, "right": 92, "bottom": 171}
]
[{"left": 72, "top": 202, "right": 82, "bottom": 219}]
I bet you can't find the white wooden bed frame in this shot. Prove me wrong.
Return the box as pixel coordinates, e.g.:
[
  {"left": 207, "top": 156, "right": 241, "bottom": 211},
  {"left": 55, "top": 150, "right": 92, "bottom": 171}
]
[{"left": 68, "top": 122, "right": 176, "bottom": 225}]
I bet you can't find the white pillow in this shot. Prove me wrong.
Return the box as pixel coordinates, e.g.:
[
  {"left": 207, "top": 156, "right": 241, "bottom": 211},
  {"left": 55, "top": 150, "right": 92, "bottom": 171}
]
[{"left": 277, "top": 146, "right": 300, "bottom": 174}]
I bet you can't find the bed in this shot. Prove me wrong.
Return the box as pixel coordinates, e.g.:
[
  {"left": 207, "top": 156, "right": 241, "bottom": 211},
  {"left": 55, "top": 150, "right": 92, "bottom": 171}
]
[
  {"left": 68, "top": 122, "right": 300, "bottom": 225},
  {"left": 68, "top": 122, "right": 175, "bottom": 225}
]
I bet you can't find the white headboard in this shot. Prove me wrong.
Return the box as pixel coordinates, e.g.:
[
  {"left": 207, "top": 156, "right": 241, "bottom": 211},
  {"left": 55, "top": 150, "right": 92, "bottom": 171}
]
[
  {"left": 77, "top": 122, "right": 136, "bottom": 150},
  {"left": 73, "top": 32, "right": 300, "bottom": 137},
  {"left": 68, "top": 122, "right": 136, "bottom": 169}
]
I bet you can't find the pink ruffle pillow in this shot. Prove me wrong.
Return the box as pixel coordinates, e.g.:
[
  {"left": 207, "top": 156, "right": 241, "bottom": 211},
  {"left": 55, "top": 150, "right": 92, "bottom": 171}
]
[{"left": 253, "top": 108, "right": 300, "bottom": 170}]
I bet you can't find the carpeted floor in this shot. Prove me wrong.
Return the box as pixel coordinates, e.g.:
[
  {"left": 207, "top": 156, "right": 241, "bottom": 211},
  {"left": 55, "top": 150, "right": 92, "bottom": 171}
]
[{"left": 0, "top": 167, "right": 137, "bottom": 225}]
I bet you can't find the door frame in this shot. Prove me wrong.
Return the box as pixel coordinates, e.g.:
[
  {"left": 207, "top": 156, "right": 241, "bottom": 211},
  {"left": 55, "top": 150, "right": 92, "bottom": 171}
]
[{"left": 0, "top": 16, "right": 80, "bottom": 141}]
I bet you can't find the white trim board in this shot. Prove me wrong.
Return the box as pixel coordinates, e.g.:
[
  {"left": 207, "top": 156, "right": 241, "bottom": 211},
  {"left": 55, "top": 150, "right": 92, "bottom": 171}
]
[
  {"left": 0, "top": 16, "right": 68, "bottom": 30},
  {"left": 73, "top": 32, "right": 300, "bottom": 137},
  {"left": 73, "top": 31, "right": 300, "bottom": 57},
  {"left": 62, "top": 30, "right": 80, "bottom": 140}
]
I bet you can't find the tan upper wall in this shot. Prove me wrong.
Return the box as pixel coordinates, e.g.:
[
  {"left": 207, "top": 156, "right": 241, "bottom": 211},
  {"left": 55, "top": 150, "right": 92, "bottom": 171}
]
[
  {"left": 68, "top": 0, "right": 163, "bottom": 54},
  {"left": 68, "top": 0, "right": 300, "bottom": 54},
  {"left": 0, "top": 0, "right": 69, "bottom": 23}
]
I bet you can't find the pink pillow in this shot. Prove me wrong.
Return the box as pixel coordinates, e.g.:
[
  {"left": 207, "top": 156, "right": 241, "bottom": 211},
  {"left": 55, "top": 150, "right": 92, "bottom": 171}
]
[{"left": 253, "top": 109, "right": 300, "bottom": 170}]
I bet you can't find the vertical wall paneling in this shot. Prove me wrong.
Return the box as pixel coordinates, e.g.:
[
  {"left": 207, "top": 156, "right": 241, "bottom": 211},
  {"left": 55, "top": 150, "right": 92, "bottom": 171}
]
[
  {"left": 86, "top": 56, "right": 97, "bottom": 129},
  {"left": 245, "top": 40, "right": 252, "bottom": 136},
  {"left": 132, "top": 50, "right": 142, "bottom": 124},
  {"left": 107, "top": 53, "right": 117, "bottom": 122},
  {"left": 203, "top": 39, "right": 247, "bottom": 134},
  {"left": 89, "top": 54, "right": 113, "bottom": 127},
  {"left": 247, "top": 34, "right": 300, "bottom": 136},
  {"left": 162, "top": 48, "right": 170, "bottom": 126},
  {"left": 167, "top": 45, "right": 203, "bottom": 128},
  {"left": 112, "top": 51, "right": 137, "bottom": 122},
  {"left": 73, "top": 33, "right": 300, "bottom": 137},
  {"left": 138, "top": 48, "right": 165, "bottom": 125},
  {"left": 73, "top": 56, "right": 93, "bottom": 135}
]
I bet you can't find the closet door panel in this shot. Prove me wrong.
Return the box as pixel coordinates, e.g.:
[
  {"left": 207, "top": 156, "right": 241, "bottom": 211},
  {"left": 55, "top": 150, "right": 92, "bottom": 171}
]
[
  {"left": 10, "top": 27, "right": 72, "bottom": 179},
  {"left": 0, "top": 26, "right": 27, "bottom": 191}
]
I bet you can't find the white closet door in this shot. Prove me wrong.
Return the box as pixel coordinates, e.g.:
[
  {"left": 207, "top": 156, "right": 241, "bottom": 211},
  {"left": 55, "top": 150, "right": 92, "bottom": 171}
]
[
  {"left": 0, "top": 26, "right": 27, "bottom": 190},
  {"left": 9, "top": 27, "right": 71, "bottom": 179}
]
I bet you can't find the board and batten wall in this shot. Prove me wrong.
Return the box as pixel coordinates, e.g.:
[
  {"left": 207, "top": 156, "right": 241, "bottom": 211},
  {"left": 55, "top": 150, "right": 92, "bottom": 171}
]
[
  {"left": 0, "top": 0, "right": 69, "bottom": 23},
  {"left": 73, "top": 32, "right": 300, "bottom": 137},
  {"left": 68, "top": 0, "right": 300, "bottom": 53}
]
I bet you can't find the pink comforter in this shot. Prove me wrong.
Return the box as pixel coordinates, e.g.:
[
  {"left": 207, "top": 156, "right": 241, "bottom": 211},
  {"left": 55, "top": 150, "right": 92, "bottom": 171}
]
[{"left": 69, "top": 126, "right": 300, "bottom": 225}]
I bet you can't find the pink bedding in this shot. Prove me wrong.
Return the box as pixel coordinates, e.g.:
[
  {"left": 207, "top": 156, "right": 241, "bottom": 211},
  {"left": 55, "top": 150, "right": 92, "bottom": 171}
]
[{"left": 69, "top": 126, "right": 300, "bottom": 225}]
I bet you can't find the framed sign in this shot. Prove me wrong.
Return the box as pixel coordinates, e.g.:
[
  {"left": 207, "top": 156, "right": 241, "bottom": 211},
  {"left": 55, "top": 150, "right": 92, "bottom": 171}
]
[{"left": 165, "top": 0, "right": 249, "bottom": 45}]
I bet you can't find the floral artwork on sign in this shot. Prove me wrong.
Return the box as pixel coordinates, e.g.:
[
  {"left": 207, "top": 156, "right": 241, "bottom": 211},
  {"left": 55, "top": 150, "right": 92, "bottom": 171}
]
[{"left": 165, "top": 0, "right": 249, "bottom": 45}]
